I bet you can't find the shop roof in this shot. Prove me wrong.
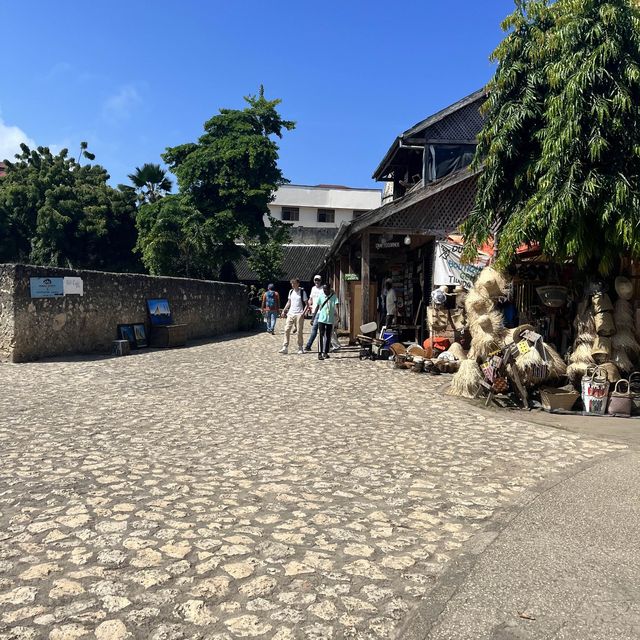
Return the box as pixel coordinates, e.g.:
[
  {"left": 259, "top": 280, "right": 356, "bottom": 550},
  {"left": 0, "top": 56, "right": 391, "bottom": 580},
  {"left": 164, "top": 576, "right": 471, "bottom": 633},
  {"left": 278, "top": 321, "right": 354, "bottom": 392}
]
[
  {"left": 318, "top": 167, "right": 481, "bottom": 271},
  {"left": 372, "top": 89, "right": 486, "bottom": 181},
  {"left": 235, "top": 244, "right": 330, "bottom": 283}
]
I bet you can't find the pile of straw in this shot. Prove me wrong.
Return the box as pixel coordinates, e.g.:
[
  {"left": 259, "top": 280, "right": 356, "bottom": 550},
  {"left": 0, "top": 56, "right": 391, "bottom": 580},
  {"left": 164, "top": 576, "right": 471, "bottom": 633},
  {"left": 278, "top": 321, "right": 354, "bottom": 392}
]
[
  {"left": 447, "top": 360, "right": 483, "bottom": 398},
  {"left": 446, "top": 342, "right": 467, "bottom": 361},
  {"left": 567, "top": 362, "right": 589, "bottom": 386},
  {"left": 474, "top": 267, "right": 508, "bottom": 300},
  {"left": 614, "top": 298, "right": 635, "bottom": 329},
  {"left": 515, "top": 346, "right": 546, "bottom": 386},
  {"left": 613, "top": 330, "right": 640, "bottom": 356},
  {"left": 464, "top": 289, "right": 494, "bottom": 316},
  {"left": 544, "top": 344, "right": 568, "bottom": 380},
  {"left": 569, "top": 343, "right": 595, "bottom": 365},
  {"left": 613, "top": 348, "right": 634, "bottom": 375}
]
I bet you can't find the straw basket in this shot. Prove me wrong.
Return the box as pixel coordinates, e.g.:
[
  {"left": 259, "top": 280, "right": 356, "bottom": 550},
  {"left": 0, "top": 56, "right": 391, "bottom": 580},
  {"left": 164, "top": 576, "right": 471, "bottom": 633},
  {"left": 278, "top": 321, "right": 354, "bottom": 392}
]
[{"left": 539, "top": 387, "right": 580, "bottom": 412}]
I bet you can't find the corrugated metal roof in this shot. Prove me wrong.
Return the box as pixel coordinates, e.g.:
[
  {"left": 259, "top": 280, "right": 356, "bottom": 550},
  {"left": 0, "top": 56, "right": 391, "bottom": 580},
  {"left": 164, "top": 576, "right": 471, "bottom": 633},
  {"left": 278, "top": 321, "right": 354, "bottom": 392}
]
[{"left": 235, "top": 244, "right": 330, "bottom": 282}]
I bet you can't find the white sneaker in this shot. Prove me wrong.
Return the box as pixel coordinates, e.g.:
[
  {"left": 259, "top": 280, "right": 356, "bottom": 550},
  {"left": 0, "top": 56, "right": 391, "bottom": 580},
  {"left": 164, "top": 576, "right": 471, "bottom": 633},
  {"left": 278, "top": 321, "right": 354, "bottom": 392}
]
[
  {"left": 279, "top": 347, "right": 288, "bottom": 354},
  {"left": 297, "top": 349, "right": 304, "bottom": 354}
]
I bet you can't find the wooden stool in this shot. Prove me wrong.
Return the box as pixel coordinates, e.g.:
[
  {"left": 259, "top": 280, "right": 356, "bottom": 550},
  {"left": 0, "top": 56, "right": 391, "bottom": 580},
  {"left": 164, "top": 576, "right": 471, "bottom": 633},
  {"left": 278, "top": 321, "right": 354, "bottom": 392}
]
[{"left": 111, "top": 340, "right": 131, "bottom": 356}]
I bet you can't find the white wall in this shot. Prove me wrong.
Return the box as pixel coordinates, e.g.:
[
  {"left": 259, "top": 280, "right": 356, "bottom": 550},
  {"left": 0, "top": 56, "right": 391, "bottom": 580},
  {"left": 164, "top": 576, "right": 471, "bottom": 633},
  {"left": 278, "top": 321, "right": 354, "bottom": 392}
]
[{"left": 266, "top": 184, "right": 382, "bottom": 228}]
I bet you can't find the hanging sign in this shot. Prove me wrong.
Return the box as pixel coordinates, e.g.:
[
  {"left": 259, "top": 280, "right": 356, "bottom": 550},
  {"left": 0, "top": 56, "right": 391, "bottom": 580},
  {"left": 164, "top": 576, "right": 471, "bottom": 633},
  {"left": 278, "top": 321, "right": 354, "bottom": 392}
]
[
  {"left": 30, "top": 277, "right": 64, "bottom": 298},
  {"left": 63, "top": 277, "right": 83, "bottom": 295},
  {"left": 375, "top": 240, "right": 400, "bottom": 250},
  {"left": 433, "top": 241, "right": 490, "bottom": 288}
]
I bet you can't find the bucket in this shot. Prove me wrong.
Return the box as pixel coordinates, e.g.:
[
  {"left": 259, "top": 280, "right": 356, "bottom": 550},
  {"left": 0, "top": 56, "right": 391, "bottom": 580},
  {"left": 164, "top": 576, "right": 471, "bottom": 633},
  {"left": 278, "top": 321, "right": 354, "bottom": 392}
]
[{"left": 382, "top": 331, "right": 399, "bottom": 347}]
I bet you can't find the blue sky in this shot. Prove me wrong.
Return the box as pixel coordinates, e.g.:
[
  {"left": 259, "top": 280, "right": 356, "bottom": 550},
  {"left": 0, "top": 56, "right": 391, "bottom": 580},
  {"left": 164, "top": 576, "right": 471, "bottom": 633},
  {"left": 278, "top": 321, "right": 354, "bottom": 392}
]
[{"left": 0, "top": 1, "right": 515, "bottom": 190}]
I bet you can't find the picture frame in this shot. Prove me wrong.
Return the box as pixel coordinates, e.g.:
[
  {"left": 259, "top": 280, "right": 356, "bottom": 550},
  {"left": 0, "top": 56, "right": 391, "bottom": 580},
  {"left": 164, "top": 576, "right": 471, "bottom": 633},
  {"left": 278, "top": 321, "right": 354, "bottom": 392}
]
[
  {"left": 133, "top": 323, "right": 148, "bottom": 348},
  {"left": 147, "top": 298, "right": 173, "bottom": 326},
  {"left": 117, "top": 324, "right": 137, "bottom": 349}
]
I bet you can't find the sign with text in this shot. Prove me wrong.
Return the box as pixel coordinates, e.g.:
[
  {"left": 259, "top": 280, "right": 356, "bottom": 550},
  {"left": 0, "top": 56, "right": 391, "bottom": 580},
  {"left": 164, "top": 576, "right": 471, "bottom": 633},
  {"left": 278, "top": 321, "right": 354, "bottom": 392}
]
[
  {"left": 63, "top": 277, "right": 83, "bottom": 295},
  {"left": 433, "top": 241, "right": 490, "bottom": 289},
  {"left": 30, "top": 277, "right": 64, "bottom": 298}
]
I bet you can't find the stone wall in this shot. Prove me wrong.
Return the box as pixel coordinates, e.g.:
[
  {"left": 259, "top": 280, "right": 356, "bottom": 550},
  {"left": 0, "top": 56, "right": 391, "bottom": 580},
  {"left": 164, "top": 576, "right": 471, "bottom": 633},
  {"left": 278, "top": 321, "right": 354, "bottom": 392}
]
[{"left": 0, "top": 264, "right": 247, "bottom": 363}]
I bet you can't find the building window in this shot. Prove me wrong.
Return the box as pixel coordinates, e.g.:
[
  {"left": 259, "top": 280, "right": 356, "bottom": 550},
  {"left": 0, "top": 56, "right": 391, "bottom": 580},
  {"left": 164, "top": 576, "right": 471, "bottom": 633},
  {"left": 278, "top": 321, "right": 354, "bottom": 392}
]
[
  {"left": 317, "top": 208, "right": 335, "bottom": 223},
  {"left": 353, "top": 209, "right": 368, "bottom": 217},
  {"left": 281, "top": 207, "right": 299, "bottom": 221}
]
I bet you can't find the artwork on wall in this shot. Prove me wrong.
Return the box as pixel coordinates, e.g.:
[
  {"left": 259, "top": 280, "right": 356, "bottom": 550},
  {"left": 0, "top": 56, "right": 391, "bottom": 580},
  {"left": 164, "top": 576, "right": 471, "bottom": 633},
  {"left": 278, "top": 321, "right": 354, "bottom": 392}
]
[
  {"left": 117, "top": 324, "right": 137, "bottom": 349},
  {"left": 133, "top": 323, "right": 148, "bottom": 348},
  {"left": 147, "top": 298, "right": 173, "bottom": 326}
]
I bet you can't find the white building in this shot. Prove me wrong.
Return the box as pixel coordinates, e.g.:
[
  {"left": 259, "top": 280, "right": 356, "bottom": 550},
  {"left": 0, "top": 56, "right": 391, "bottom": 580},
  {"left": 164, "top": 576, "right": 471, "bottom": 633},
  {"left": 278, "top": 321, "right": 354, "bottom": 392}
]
[{"left": 267, "top": 184, "right": 382, "bottom": 228}]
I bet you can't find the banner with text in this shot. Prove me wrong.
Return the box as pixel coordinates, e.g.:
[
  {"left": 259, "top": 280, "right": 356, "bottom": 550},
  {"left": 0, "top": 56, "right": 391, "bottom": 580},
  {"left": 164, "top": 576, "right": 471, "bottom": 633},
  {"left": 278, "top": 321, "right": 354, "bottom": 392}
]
[{"left": 433, "top": 241, "right": 490, "bottom": 289}]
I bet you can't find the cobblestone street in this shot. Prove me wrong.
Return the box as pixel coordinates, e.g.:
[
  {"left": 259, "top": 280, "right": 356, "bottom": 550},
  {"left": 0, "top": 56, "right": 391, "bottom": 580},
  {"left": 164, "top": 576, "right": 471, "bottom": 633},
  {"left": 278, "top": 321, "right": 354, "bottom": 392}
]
[{"left": 0, "top": 331, "right": 625, "bottom": 640}]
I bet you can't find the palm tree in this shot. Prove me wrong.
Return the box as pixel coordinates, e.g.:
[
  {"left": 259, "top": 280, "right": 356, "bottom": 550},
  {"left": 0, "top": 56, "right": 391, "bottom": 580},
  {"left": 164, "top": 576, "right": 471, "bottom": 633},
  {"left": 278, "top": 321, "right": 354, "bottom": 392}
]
[{"left": 126, "top": 163, "right": 172, "bottom": 204}]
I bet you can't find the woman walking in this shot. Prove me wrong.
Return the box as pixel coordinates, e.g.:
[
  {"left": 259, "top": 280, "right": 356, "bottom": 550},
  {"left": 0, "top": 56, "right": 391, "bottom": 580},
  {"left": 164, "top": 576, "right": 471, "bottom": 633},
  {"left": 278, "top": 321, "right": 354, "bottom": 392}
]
[{"left": 315, "top": 284, "right": 339, "bottom": 360}]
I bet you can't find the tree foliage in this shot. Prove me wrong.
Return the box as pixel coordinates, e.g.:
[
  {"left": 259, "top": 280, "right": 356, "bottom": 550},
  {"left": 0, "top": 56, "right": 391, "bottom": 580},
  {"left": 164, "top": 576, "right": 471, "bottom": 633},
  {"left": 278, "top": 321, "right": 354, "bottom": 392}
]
[
  {"left": 463, "top": 0, "right": 640, "bottom": 274},
  {"left": 245, "top": 219, "right": 291, "bottom": 284},
  {"left": 0, "top": 144, "right": 139, "bottom": 270},
  {"left": 121, "top": 163, "right": 172, "bottom": 205},
  {"left": 135, "top": 195, "right": 215, "bottom": 278},
  {"left": 136, "top": 87, "right": 295, "bottom": 277}
]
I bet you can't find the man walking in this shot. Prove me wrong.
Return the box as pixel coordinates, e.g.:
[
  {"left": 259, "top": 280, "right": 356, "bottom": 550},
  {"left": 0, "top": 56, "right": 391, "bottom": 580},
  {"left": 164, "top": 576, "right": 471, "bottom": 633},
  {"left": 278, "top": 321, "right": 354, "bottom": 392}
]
[
  {"left": 304, "top": 274, "right": 324, "bottom": 351},
  {"left": 261, "top": 283, "right": 280, "bottom": 334},
  {"left": 279, "top": 278, "right": 308, "bottom": 354}
]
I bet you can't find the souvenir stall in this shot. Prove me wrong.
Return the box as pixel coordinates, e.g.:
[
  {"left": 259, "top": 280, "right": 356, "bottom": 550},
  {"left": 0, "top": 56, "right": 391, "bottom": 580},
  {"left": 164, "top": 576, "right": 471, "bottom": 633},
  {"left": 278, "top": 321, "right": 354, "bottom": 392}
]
[{"left": 436, "top": 260, "right": 640, "bottom": 417}]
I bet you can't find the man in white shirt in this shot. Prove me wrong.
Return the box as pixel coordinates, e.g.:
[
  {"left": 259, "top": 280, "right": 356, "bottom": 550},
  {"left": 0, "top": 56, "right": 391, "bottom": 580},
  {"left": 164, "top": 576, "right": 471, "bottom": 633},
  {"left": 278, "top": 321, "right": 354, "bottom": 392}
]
[
  {"left": 304, "top": 275, "right": 324, "bottom": 351},
  {"left": 385, "top": 279, "right": 397, "bottom": 327},
  {"left": 279, "top": 278, "right": 308, "bottom": 354}
]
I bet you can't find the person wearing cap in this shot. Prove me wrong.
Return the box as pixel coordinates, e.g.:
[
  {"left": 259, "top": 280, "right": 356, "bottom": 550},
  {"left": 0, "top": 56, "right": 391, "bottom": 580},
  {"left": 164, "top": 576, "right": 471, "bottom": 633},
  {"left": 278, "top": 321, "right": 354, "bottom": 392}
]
[
  {"left": 261, "top": 284, "right": 280, "bottom": 334},
  {"left": 304, "top": 275, "right": 325, "bottom": 351}
]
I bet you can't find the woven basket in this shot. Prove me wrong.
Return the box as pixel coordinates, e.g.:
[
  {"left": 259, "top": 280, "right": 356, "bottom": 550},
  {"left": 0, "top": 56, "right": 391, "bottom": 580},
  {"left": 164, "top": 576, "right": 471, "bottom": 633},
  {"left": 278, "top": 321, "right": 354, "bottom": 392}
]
[{"left": 540, "top": 387, "right": 580, "bottom": 411}]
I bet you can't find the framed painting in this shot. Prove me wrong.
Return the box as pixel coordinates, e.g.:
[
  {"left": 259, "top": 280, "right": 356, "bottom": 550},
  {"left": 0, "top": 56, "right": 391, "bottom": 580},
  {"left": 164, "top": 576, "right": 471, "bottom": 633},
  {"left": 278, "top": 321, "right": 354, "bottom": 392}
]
[
  {"left": 147, "top": 298, "right": 173, "bottom": 326},
  {"left": 133, "top": 323, "right": 148, "bottom": 348},
  {"left": 117, "top": 324, "right": 137, "bottom": 349}
]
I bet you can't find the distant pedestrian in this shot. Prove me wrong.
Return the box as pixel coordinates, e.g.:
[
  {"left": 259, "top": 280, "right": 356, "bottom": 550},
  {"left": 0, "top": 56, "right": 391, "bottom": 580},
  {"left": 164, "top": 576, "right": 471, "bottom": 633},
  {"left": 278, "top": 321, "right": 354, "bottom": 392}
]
[
  {"left": 261, "top": 284, "right": 280, "bottom": 334},
  {"left": 279, "top": 278, "right": 308, "bottom": 354},
  {"left": 315, "top": 284, "right": 339, "bottom": 360},
  {"left": 384, "top": 279, "right": 397, "bottom": 327},
  {"left": 304, "top": 274, "right": 324, "bottom": 351}
]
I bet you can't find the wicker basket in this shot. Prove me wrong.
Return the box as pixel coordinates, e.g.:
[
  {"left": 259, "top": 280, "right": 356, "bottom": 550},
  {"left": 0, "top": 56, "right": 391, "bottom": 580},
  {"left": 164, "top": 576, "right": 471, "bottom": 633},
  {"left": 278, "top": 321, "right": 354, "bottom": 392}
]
[{"left": 540, "top": 387, "right": 580, "bottom": 411}]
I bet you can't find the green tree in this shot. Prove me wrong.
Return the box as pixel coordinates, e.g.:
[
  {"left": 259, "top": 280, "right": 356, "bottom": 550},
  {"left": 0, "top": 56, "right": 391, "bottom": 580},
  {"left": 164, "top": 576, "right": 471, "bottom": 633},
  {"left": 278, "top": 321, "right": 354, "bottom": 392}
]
[
  {"left": 135, "top": 195, "right": 215, "bottom": 278},
  {"left": 245, "top": 219, "right": 291, "bottom": 284},
  {"left": 0, "top": 143, "right": 139, "bottom": 271},
  {"left": 139, "top": 86, "right": 295, "bottom": 277},
  {"left": 121, "top": 163, "right": 172, "bottom": 204},
  {"left": 463, "top": 0, "right": 640, "bottom": 274}
]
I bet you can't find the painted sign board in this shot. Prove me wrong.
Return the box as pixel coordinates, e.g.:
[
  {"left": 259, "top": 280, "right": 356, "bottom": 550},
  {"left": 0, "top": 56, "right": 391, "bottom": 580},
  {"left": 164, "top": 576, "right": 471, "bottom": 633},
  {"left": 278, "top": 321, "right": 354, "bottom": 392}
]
[
  {"left": 433, "top": 241, "right": 490, "bottom": 289},
  {"left": 30, "top": 277, "right": 64, "bottom": 298},
  {"left": 63, "top": 277, "right": 83, "bottom": 295}
]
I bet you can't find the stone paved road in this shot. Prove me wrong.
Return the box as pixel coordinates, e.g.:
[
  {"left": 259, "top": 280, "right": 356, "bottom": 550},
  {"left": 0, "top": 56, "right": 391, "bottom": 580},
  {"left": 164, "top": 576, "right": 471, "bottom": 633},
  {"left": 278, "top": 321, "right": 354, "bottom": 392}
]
[{"left": 0, "top": 332, "right": 625, "bottom": 640}]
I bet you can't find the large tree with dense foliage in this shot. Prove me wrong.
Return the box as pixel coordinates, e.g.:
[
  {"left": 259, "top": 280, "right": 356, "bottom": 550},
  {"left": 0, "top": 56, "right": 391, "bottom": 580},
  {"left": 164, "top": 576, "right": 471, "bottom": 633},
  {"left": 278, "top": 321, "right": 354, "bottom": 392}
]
[
  {"left": 463, "top": 0, "right": 640, "bottom": 274},
  {"left": 0, "top": 144, "right": 139, "bottom": 270},
  {"left": 137, "top": 87, "right": 295, "bottom": 278}
]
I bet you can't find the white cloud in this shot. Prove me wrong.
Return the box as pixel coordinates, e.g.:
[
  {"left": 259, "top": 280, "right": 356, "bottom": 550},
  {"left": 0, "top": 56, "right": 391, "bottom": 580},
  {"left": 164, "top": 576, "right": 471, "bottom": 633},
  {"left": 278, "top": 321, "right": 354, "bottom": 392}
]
[
  {"left": 103, "top": 85, "right": 142, "bottom": 121},
  {"left": 0, "top": 115, "right": 36, "bottom": 162}
]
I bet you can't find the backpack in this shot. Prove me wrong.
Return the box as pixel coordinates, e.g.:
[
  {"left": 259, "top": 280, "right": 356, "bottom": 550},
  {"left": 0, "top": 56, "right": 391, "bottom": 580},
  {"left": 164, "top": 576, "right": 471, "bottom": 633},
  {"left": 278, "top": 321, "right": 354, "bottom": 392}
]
[{"left": 265, "top": 290, "right": 277, "bottom": 310}]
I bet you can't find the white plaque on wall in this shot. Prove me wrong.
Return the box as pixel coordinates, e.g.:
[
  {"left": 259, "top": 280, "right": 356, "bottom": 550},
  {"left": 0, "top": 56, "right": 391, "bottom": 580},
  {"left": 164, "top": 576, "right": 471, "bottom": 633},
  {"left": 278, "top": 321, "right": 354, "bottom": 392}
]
[{"left": 63, "top": 277, "right": 84, "bottom": 295}]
